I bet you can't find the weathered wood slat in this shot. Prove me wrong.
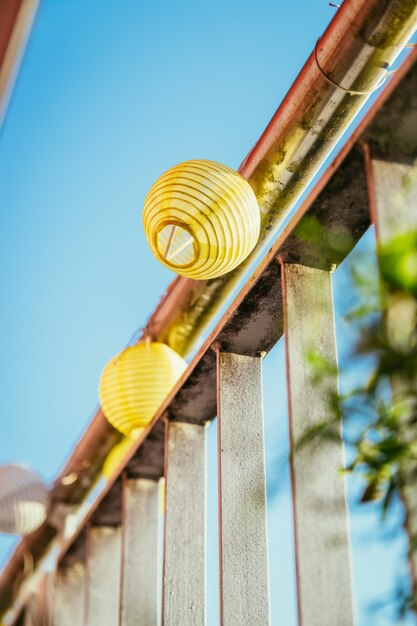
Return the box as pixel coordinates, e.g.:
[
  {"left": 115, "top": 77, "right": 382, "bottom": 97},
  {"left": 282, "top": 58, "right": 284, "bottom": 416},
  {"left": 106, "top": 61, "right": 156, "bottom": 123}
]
[
  {"left": 85, "top": 526, "right": 121, "bottom": 626},
  {"left": 163, "top": 421, "right": 206, "bottom": 625},
  {"left": 366, "top": 154, "right": 417, "bottom": 589},
  {"left": 282, "top": 263, "right": 354, "bottom": 626},
  {"left": 120, "top": 478, "right": 160, "bottom": 626},
  {"left": 23, "top": 594, "right": 38, "bottom": 626},
  {"left": 369, "top": 160, "right": 417, "bottom": 242},
  {"left": 217, "top": 351, "right": 270, "bottom": 626},
  {"left": 53, "top": 565, "right": 86, "bottom": 626}
]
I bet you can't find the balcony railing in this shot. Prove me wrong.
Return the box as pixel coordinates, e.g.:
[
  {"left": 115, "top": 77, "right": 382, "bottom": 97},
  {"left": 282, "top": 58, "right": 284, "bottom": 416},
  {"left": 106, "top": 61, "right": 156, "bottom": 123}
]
[{"left": 1, "top": 7, "right": 417, "bottom": 626}]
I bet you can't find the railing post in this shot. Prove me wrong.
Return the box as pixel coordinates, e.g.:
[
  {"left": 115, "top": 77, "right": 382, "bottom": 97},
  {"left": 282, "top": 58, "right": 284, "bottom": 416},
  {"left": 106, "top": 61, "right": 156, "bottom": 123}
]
[
  {"left": 120, "top": 477, "right": 160, "bottom": 626},
  {"left": 162, "top": 420, "right": 206, "bottom": 625},
  {"left": 23, "top": 594, "right": 38, "bottom": 626},
  {"left": 19, "top": 574, "right": 53, "bottom": 626},
  {"left": 53, "top": 564, "right": 86, "bottom": 626},
  {"left": 216, "top": 351, "right": 271, "bottom": 626},
  {"left": 282, "top": 263, "right": 355, "bottom": 626},
  {"left": 85, "top": 525, "right": 122, "bottom": 626},
  {"left": 367, "top": 158, "right": 417, "bottom": 243},
  {"left": 365, "top": 150, "right": 417, "bottom": 588},
  {"left": 11, "top": 607, "right": 25, "bottom": 626}
]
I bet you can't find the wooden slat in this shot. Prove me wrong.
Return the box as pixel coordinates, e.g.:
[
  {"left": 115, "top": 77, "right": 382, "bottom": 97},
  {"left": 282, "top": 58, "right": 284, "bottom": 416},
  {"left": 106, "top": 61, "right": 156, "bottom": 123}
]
[
  {"left": 53, "top": 564, "right": 86, "bottom": 626},
  {"left": 282, "top": 263, "right": 354, "bottom": 626},
  {"left": 20, "top": 576, "right": 52, "bottom": 626},
  {"left": 217, "top": 351, "right": 270, "bottom": 626},
  {"left": 370, "top": 156, "right": 417, "bottom": 267},
  {"left": 23, "top": 595, "right": 37, "bottom": 626},
  {"left": 366, "top": 153, "right": 417, "bottom": 585},
  {"left": 163, "top": 421, "right": 206, "bottom": 625},
  {"left": 120, "top": 478, "right": 160, "bottom": 626},
  {"left": 9, "top": 607, "right": 25, "bottom": 626},
  {"left": 38, "top": 574, "right": 54, "bottom": 626},
  {"left": 369, "top": 159, "right": 417, "bottom": 242},
  {"left": 85, "top": 526, "right": 121, "bottom": 626}
]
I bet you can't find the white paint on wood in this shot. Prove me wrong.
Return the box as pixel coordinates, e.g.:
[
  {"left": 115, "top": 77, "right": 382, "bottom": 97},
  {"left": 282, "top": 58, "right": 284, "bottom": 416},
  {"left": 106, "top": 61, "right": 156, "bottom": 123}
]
[
  {"left": 283, "top": 263, "right": 355, "bottom": 626},
  {"left": 120, "top": 478, "right": 160, "bottom": 626},
  {"left": 217, "top": 352, "right": 271, "bottom": 626},
  {"left": 23, "top": 595, "right": 38, "bottom": 626},
  {"left": 85, "top": 526, "right": 121, "bottom": 626},
  {"left": 371, "top": 159, "right": 417, "bottom": 241},
  {"left": 370, "top": 157, "right": 417, "bottom": 583},
  {"left": 163, "top": 421, "right": 206, "bottom": 625},
  {"left": 53, "top": 564, "right": 86, "bottom": 626}
]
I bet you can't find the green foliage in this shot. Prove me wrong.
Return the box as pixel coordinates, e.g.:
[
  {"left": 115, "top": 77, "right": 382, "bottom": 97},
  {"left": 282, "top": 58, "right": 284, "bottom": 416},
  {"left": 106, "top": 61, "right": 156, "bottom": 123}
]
[{"left": 379, "top": 232, "right": 417, "bottom": 297}]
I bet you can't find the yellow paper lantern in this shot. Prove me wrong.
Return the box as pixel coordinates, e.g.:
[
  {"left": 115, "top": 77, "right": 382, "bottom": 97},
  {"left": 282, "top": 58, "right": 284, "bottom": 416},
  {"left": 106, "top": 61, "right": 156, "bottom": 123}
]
[
  {"left": 102, "top": 436, "right": 140, "bottom": 479},
  {"left": 0, "top": 464, "right": 49, "bottom": 535},
  {"left": 99, "top": 342, "right": 187, "bottom": 435},
  {"left": 143, "top": 159, "right": 260, "bottom": 280}
]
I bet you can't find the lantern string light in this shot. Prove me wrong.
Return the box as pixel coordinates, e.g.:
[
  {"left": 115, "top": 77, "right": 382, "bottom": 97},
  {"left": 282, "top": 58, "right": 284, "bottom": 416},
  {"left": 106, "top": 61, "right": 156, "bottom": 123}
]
[
  {"left": 99, "top": 341, "right": 187, "bottom": 436},
  {"left": 102, "top": 436, "right": 140, "bottom": 479},
  {"left": 143, "top": 159, "right": 260, "bottom": 280},
  {"left": 0, "top": 465, "right": 49, "bottom": 535}
]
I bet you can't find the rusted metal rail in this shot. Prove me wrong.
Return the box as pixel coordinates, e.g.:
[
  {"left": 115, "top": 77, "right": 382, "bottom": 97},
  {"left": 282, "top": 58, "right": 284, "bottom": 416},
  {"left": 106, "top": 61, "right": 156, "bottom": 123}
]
[
  {"left": 145, "top": 0, "right": 417, "bottom": 357},
  {"left": 0, "top": 0, "right": 39, "bottom": 129},
  {"left": 1, "top": 1, "right": 417, "bottom": 622}
]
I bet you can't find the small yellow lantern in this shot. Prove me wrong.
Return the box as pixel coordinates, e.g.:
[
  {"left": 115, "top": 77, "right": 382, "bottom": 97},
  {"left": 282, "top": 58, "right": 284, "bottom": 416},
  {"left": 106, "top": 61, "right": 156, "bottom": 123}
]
[
  {"left": 102, "top": 436, "right": 140, "bottom": 479},
  {"left": 99, "top": 342, "right": 187, "bottom": 436},
  {"left": 143, "top": 159, "right": 260, "bottom": 280},
  {"left": 0, "top": 464, "right": 49, "bottom": 535}
]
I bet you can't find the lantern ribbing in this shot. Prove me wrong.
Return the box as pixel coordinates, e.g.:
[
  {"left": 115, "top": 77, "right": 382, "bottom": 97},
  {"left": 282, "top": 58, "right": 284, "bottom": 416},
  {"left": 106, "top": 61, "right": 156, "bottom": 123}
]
[
  {"left": 143, "top": 160, "right": 260, "bottom": 280},
  {"left": 0, "top": 465, "right": 48, "bottom": 535},
  {"left": 99, "top": 342, "right": 187, "bottom": 436}
]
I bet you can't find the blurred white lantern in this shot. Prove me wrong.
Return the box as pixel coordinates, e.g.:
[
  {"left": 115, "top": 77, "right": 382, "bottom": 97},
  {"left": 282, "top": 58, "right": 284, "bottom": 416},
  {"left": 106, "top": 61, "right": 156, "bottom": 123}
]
[{"left": 0, "top": 464, "right": 49, "bottom": 535}]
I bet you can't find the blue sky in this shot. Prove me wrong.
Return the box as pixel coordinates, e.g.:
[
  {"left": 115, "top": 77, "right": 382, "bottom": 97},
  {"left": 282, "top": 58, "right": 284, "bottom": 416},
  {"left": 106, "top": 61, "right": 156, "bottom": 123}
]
[{"left": 0, "top": 1, "right": 415, "bottom": 624}]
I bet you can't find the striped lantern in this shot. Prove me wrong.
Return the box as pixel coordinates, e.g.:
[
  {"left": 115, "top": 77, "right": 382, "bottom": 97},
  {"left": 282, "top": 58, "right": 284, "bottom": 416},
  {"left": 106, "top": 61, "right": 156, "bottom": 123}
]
[
  {"left": 143, "top": 160, "right": 260, "bottom": 280},
  {"left": 99, "top": 342, "right": 187, "bottom": 436},
  {"left": 0, "top": 464, "right": 49, "bottom": 535},
  {"left": 102, "top": 436, "right": 139, "bottom": 479}
]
